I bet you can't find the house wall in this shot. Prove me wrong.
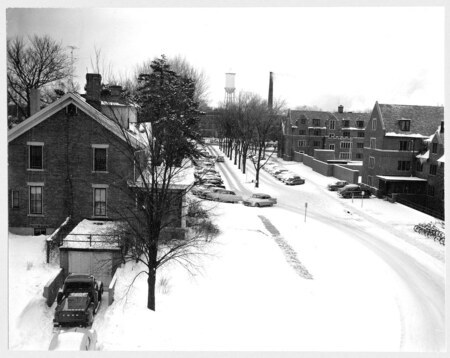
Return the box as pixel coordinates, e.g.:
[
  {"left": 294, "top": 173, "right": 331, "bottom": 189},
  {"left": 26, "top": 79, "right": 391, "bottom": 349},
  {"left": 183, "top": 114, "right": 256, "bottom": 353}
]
[{"left": 9, "top": 107, "right": 136, "bottom": 231}]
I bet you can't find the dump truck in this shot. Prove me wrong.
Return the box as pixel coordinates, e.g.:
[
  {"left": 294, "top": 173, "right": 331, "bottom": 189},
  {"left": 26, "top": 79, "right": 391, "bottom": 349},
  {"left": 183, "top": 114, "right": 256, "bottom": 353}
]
[{"left": 53, "top": 274, "right": 103, "bottom": 327}]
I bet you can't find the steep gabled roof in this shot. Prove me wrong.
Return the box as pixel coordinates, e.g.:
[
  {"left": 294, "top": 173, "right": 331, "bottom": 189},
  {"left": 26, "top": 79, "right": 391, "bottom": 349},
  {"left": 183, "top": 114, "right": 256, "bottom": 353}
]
[
  {"left": 331, "top": 112, "right": 370, "bottom": 122},
  {"left": 8, "top": 92, "right": 144, "bottom": 148},
  {"left": 290, "top": 110, "right": 331, "bottom": 121},
  {"left": 378, "top": 103, "right": 444, "bottom": 136}
]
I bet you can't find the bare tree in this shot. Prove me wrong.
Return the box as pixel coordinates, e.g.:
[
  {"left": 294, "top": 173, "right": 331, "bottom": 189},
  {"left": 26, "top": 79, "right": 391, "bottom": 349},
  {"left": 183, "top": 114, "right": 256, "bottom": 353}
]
[{"left": 7, "top": 35, "right": 72, "bottom": 119}]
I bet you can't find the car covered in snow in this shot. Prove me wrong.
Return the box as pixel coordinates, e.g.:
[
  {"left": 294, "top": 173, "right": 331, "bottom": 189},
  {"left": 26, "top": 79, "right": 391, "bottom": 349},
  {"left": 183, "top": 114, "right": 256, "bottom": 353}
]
[
  {"left": 242, "top": 193, "right": 277, "bottom": 207},
  {"left": 216, "top": 155, "right": 225, "bottom": 162},
  {"left": 49, "top": 327, "right": 97, "bottom": 351},
  {"left": 338, "top": 184, "right": 371, "bottom": 198},
  {"left": 205, "top": 188, "right": 242, "bottom": 203},
  {"left": 327, "top": 180, "right": 348, "bottom": 191},
  {"left": 53, "top": 274, "right": 103, "bottom": 328}
]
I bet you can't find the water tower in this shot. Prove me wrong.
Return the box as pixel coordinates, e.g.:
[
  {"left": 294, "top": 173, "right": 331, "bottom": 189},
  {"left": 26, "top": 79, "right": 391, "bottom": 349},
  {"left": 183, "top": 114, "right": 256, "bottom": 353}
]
[{"left": 224, "top": 72, "right": 236, "bottom": 105}]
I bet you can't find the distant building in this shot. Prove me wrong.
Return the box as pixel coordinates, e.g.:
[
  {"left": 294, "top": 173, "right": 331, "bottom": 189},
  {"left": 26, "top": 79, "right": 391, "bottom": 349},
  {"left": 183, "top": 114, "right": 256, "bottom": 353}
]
[{"left": 281, "top": 105, "right": 370, "bottom": 161}]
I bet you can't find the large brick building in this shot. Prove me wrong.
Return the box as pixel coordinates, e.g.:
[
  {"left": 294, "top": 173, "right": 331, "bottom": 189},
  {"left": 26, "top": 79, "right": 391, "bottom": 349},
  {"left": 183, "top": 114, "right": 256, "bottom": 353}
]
[
  {"left": 8, "top": 91, "right": 143, "bottom": 235},
  {"left": 362, "top": 102, "right": 444, "bottom": 217},
  {"left": 281, "top": 106, "right": 370, "bottom": 161}
]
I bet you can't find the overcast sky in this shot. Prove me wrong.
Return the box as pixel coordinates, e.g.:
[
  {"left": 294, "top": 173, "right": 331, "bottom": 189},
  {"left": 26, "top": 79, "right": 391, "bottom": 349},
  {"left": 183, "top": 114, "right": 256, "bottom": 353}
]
[{"left": 6, "top": 6, "right": 444, "bottom": 112}]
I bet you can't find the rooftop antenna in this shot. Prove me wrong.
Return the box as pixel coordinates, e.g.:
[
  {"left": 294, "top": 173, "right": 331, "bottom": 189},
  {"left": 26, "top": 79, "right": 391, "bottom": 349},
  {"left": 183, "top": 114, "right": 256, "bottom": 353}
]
[{"left": 67, "top": 45, "right": 78, "bottom": 91}]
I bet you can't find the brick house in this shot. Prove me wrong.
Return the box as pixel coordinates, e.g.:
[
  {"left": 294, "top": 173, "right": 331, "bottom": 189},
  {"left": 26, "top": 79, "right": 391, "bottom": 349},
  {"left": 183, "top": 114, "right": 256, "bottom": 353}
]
[
  {"left": 8, "top": 91, "right": 143, "bottom": 235},
  {"left": 361, "top": 102, "right": 444, "bottom": 216}
]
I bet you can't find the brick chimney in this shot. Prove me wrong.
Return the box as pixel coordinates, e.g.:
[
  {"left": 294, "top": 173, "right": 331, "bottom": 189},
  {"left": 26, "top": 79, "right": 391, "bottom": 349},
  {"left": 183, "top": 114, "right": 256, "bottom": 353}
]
[
  {"left": 440, "top": 120, "right": 444, "bottom": 133},
  {"left": 109, "top": 85, "right": 122, "bottom": 101},
  {"left": 338, "top": 105, "right": 344, "bottom": 114},
  {"left": 85, "top": 73, "right": 102, "bottom": 110},
  {"left": 30, "top": 88, "right": 41, "bottom": 116},
  {"left": 268, "top": 72, "right": 273, "bottom": 110}
]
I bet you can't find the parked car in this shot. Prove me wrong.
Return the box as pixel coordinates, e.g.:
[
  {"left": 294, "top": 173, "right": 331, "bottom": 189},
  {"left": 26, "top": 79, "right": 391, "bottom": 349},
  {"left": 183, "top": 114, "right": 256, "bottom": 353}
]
[
  {"left": 191, "top": 184, "right": 215, "bottom": 197},
  {"left": 196, "top": 186, "right": 224, "bottom": 199},
  {"left": 272, "top": 169, "right": 289, "bottom": 177},
  {"left": 242, "top": 193, "right": 277, "bottom": 207},
  {"left": 49, "top": 328, "right": 97, "bottom": 351},
  {"left": 275, "top": 171, "right": 296, "bottom": 181},
  {"left": 206, "top": 189, "right": 242, "bottom": 203},
  {"left": 284, "top": 176, "right": 305, "bottom": 185},
  {"left": 53, "top": 274, "right": 103, "bottom": 328},
  {"left": 338, "top": 184, "right": 371, "bottom": 198},
  {"left": 327, "top": 180, "right": 349, "bottom": 191},
  {"left": 216, "top": 155, "right": 225, "bottom": 162}
]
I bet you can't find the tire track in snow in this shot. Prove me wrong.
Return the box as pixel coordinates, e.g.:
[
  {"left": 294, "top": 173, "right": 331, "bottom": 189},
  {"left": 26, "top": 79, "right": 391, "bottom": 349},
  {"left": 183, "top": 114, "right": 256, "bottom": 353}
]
[{"left": 258, "top": 215, "right": 313, "bottom": 280}]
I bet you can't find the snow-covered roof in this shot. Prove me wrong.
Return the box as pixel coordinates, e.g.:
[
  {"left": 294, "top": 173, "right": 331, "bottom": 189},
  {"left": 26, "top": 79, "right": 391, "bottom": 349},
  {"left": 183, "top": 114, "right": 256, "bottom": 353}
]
[
  {"left": 385, "top": 132, "right": 429, "bottom": 139},
  {"left": 132, "top": 162, "right": 195, "bottom": 190},
  {"left": 8, "top": 92, "right": 144, "bottom": 149},
  {"left": 437, "top": 154, "right": 445, "bottom": 163},
  {"left": 376, "top": 175, "right": 427, "bottom": 182},
  {"left": 416, "top": 150, "right": 430, "bottom": 159},
  {"left": 60, "top": 220, "right": 122, "bottom": 250}
]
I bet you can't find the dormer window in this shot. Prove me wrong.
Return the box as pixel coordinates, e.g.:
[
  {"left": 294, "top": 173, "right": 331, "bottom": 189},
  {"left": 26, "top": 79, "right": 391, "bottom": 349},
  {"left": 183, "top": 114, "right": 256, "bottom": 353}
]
[
  {"left": 399, "top": 119, "right": 410, "bottom": 131},
  {"left": 343, "top": 120, "right": 350, "bottom": 128},
  {"left": 312, "top": 119, "right": 320, "bottom": 126}
]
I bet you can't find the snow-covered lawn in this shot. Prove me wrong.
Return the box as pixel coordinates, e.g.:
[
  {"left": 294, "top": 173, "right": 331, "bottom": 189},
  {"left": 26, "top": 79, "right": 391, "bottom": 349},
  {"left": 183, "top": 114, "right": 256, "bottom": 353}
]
[{"left": 8, "top": 233, "right": 61, "bottom": 350}]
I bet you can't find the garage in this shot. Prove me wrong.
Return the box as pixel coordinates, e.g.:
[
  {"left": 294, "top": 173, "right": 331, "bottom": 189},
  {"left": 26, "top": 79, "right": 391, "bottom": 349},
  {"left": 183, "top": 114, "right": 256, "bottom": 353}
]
[{"left": 59, "top": 220, "right": 124, "bottom": 288}]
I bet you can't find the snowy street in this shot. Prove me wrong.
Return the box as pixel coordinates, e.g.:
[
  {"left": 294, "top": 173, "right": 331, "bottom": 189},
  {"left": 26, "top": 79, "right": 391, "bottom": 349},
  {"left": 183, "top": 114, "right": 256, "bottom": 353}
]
[{"left": 8, "top": 147, "right": 445, "bottom": 351}]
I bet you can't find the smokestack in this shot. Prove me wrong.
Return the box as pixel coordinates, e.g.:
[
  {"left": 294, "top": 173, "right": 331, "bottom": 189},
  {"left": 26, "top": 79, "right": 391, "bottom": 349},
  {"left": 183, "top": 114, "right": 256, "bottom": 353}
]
[
  {"left": 110, "top": 85, "right": 122, "bottom": 101},
  {"left": 85, "top": 73, "right": 102, "bottom": 110},
  {"left": 30, "top": 88, "right": 41, "bottom": 116},
  {"left": 338, "top": 105, "right": 344, "bottom": 114},
  {"left": 268, "top": 72, "right": 273, "bottom": 109}
]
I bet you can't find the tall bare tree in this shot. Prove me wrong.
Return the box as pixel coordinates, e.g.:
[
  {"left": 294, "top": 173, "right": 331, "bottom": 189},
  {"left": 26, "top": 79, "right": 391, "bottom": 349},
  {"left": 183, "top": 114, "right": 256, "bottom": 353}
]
[{"left": 7, "top": 35, "right": 72, "bottom": 119}]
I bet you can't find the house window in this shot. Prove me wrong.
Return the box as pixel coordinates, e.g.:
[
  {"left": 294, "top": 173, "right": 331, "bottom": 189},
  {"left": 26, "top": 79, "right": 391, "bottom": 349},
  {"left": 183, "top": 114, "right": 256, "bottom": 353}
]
[
  {"left": 399, "top": 141, "right": 410, "bottom": 151},
  {"left": 11, "top": 190, "right": 19, "bottom": 208},
  {"left": 372, "top": 118, "right": 377, "bottom": 130},
  {"left": 397, "top": 161, "right": 411, "bottom": 171},
  {"left": 356, "top": 121, "right": 364, "bottom": 128},
  {"left": 93, "top": 187, "right": 107, "bottom": 216},
  {"left": 313, "top": 129, "right": 320, "bottom": 136},
  {"left": 329, "top": 144, "right": 335, "bottom": 150},
  {"left": 313, "top": 141, "right": 321, "bottom": 147},
  {"left": 367, "top": 175, "right": 373, "bottom": 187},
  {"left": 34, "top": 228, "right": 47, "bottom": 236},
  {"left": 432, "top": 143, "right": 438, "bottom": 154},
  {"left": 427, "top": 185, "right": 435, "bottom": 197},
  {"left": 343, "top": 120, "right": 350, "bottom": 128},
  {"left": 342, "top": 131, "right": 350, "bottom": 137},
  {"left": 369, "top": 156, "right": 375, "bottom": 169},
  {"left": 416, "top": 162, "right": 423, "bottom": 172},
  {"left": 299, "top": 129, "right": 306, "bottom": 135},
  {"left": 301, "top": 118, "right": 306, "bottom": 124},
  {"left": 370, "top": 138, "right": 376, "bottom": 149},
  {"left": 339, "top": 152, "right": 351, "bottom": 159},
  {"left": 313, "top": 119, "right": 320, "bottom": 126},
  {"left": 357, "top": 132, "right": 365, "bottom": 137},
  {"left": 29, "top": 186, "right": 43, "bottom": 215},
  {"left": 28, "top": 143, "right": 43, "bottom": 170},
  {"left": 355, "top": 153, "right": 363, "bottom": 159},
  {"left": 340, "top": 141, "right": 352, "bottom": 149},
  {"left": 92, "top": 145, "right": 108, "bottom": 172},
  {"left": 399, "top": 120, "right": 410, "bottom": 131},
  {"left": 329, "top": 120, "right": 335, "bottom": 130},
  {"left": 298, "top": 140, "right": 307, "bottom": 147},
  {"left": 429, "top": 164, "right": 437, "bottom": 175},
  {"left": 357, "top": 142, "right": 364, "bottom": 149}
]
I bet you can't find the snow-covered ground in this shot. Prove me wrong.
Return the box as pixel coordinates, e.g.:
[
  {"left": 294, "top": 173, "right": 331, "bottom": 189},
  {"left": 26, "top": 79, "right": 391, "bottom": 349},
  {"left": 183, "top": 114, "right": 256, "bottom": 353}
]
[{"left": 8, "top": 150, "right": 445, "bottom": 352}]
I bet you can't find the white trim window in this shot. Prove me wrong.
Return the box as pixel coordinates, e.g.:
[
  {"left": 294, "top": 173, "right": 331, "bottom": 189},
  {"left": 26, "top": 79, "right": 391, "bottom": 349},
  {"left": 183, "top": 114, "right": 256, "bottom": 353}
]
[
  {"left": 372, "top": 118, "right": 377, "bottom": 130},
  {"left": 329, "top": 144, "right": 335, "bottom": 150},
  {"left": 370, "top": 138, "right": 376, "bottom": 149},
  {"left": 329, "top": 120, "right": 335, "bottom": 130},
  {"left": 28, "top": 183, "right": 44, "bottom": 215},
  {"left": 92, "top": 144, "right": 109, "bottom": 172},
  {"left": 298, "top": 140, "right": 307, "bottom": 147},
  {"left": 11, "top": 190, "right": 19, "bottom": 209},
  {"left": 28, "top": 142, "right": 44, "bottom": 170},
  {"left": 369, "top": 156, "right": 375, "bottom": 169},
  {"left": 340, "top": 141, "right": 352, "bottom": 149},
  {"left": 92, "top": 184, "right": 108, "bottom": 217},
  {"left": 339, "top": 152, "right": 351, "bottom": 159},
  {"left": 367, "top": 175, "right": 373, "bottom": 187}
]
